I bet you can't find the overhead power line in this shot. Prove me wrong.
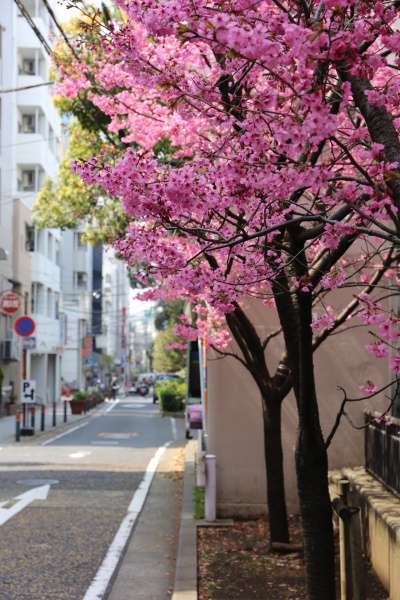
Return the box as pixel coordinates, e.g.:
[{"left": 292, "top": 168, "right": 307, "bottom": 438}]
[
  {"left": 0, "top": 82, "right": 53, "bottom": 94},
  {"left": 42, "top": 0, "right": 79, "bottom": 59},
  {"left": 13, "top": 0, "right": 52, "bottom": 55}
]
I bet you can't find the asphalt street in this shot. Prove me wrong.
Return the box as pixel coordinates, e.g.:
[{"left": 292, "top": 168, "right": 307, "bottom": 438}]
[{"left": 0, "top": 396, "right": 186, "bottom": 600}]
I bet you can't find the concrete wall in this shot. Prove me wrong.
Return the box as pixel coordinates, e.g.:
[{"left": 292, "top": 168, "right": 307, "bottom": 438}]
[
  {"left": 332, "top": 468, "right": 400, "bottom": 600},
  {"left": 207, "top": 296, "right": 389, "bottom": 516}
]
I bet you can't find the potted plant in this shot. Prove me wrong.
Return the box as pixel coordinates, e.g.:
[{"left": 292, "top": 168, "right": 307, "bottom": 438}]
[{"left": 70, "top": 390, "right": 90, "bottom": 415}]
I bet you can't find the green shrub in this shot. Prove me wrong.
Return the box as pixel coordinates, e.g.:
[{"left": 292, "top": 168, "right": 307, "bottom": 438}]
[
  {"left": 158, "top": 379, "right": 186, "bottom": 412},
  {"left": 73, "top": 390, "right": 89, "bottom": 401},
  {"left": 194, "top": 485, "right": 205, "bottom": 520}
]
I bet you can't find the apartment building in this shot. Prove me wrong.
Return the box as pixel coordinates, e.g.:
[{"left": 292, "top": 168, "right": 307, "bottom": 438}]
[{"left": 0, "top": 0, "right": 62, "bottom": 406}]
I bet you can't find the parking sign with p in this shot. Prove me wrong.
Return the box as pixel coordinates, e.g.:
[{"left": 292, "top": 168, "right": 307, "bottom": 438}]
[{"left": 21, "top": 380, "right": 36, "bottom": 404}]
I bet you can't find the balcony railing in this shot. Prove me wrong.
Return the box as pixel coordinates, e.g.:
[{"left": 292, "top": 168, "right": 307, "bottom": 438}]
[{"left": 365, "top": 410, "right": 400, "bottom": 498}]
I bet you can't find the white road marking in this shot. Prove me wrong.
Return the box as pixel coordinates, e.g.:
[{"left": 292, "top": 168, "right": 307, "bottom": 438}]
[
  {"left": 171, "top": 417, "right": 177, "bottom": 440},
  {"left": 105, "top": 400, "right": 120, "bottom": 413},
  {"left": 69, "top": 451, "right": 92, "bottom": 459},
  {"left": 41, "top": 421, "right": 89, "bottom": 445},
  {"left": 120, "top": 404, "right": 146, "bottom": 408},
  {"left": 90, "top": 441, "right": 119, "bottom": 445},
  {"left": 82, "top": 442, "right": 172, "bottom": 600},
  {"left": 0, "top": 485, "right": 50, "bottom": 527}
]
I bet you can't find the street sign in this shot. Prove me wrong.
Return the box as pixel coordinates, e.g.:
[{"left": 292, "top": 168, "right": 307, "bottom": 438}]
[
  {"left": 22, "top": 337, "right": 36, "bottom": 350},
  {"left": 0, "top": 292, "right": 21, "bottom": 314},
  {"left": 14, "top": 316, "right": 35, "bottom": 337},
  {"left": 21, "top": 380, "right": 36, "bottom": 403}
]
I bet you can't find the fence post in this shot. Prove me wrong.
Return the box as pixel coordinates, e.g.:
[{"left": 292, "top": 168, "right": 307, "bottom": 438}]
[
  {"left": 348, "top": 505, "right": 366, "bottom": 600},
  {"left": 338, "top": 479, "right": 352, "bottom": 600}
]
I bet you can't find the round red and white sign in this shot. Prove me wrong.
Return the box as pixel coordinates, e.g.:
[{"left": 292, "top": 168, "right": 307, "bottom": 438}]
[{"left": 0, "top": 292, "right": 21, "bottom": 314}]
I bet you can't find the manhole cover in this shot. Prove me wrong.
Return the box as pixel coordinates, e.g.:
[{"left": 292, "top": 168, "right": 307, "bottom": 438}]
[{"left": 17, "top": 479, "right": 59, "bottom": 486}]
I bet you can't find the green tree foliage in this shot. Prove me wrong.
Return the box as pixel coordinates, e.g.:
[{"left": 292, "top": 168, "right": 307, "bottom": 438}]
[
  {"left": 33, "top": 2, "right": 186, "bottom": 246},
  {"left": 33, "top": 119, "right": 129, "bottom": 244},
  {"left": 152, "top": 326, "right": 186, "bottom": 373},
  {"left": 154, "top": 299, "right": 185, "bottom": 331}
]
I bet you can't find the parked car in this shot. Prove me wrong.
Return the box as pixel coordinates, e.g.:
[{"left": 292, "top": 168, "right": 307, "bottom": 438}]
[{"left": 153, "top": 372, "right": 180, "bottom": 403}]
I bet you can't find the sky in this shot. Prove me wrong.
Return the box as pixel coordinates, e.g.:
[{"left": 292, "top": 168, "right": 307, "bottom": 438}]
[{"left": 56, "top": 0, "right": 103, "bottom": 22}]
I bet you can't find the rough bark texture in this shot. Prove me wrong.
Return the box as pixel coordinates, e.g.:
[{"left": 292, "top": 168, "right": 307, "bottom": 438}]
[
  {"left": 261, "top": 397, "right": 290, "bottom": 545},
  {"left": 272, "top": 230, "right": 336, "bottom": 600},
  {"left": 340, "top": 70, "right": 400, "bottom": 208}
]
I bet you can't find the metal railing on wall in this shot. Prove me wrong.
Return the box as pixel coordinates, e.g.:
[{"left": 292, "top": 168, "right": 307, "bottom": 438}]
[{"left": 364, "top": 410, "right": 400, "bottom": 498}]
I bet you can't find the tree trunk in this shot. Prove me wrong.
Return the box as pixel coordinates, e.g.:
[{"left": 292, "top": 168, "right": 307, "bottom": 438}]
[
  {"left": 262, "top": 398, "right": 290, "bottom": 544},
  {"left": 296, "top": 430, "right": 335, "bottom": 599},
  {"left": 272, "top": 231, "right": 336, "bottom": 599}
]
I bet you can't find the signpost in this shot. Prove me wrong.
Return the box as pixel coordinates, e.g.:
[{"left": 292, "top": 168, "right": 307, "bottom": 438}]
[
  {"left": 0, "top": 292, "right": 21, "bottom": 314},
  {"left": 20, "top": 380, "right": 36, "bottom": 436},
  {"left": 14, "top": 316, "right": 35, "bottom": 337},
  {"left": 21, "top": 380, "right": 36, "bottom": 404}
]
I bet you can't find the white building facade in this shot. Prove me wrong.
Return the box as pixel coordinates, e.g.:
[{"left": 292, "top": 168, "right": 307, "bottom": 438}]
[{"left": 0, "top": 0, "right": 63, "bottom": 406}]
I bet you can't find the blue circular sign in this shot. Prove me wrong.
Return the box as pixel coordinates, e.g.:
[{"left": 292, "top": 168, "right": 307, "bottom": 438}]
[{"left": 14, "top": 316, "right": 35, "bottom": 337}]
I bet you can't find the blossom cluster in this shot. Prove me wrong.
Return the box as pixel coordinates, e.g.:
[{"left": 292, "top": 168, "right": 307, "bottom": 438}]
[{"left": 56, "top": 1, "right": 400, "bottom": 369}]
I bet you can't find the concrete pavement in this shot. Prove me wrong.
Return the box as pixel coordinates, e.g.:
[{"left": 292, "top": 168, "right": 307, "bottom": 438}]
[{"left": 0, "top": 401, "right": 199, "bottom": 600}]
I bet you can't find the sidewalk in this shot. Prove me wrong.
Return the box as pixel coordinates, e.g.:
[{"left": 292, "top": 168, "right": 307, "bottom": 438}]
[
  {"left": 0, "top": 402, "right": 199, "bottom": 600},
  {"left": 0, "top": 400, "right": 95, "bottom": 444}
]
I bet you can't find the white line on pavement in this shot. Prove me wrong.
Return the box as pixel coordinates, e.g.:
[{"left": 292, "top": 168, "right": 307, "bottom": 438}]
[
  {"left": 105, "top": 399, "right": 120, "bottom": 413},
  {"left": 90, "top": 441, "right": 119, "bottom": 445},
  {"left": 40, "top": 421, "right": 89, "bottom": 446},
  {"left": 170, "top": 417, "right": 177, "bottom": 441},
  {"left": 82, "top": 441, "right": 172, "bottom": 600}
]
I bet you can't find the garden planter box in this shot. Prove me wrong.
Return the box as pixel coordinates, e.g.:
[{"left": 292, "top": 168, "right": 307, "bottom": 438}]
[{"left": 70, "top": 400, "right": 87, "bottom": 415}]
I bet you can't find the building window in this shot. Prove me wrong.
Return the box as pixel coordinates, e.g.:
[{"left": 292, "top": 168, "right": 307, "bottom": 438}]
[
  {"left": 20, "top": 114, "right": 36, "bottom": 134},
  {"left": 55, "top": 240, "right": 60, "bottom": 266},
  {"left": 25, "top": 224, "right": 35, "bottom": 251},
  {"left": 22, "top": 58, "right": 35, "bottom": 76},
  {"left": 75, "top": 272, "right": 87, "bottom": 290},
  {"left": 19, "top": 170, "right": 35, "bottom": 192},
  {"left": 74, "top": 232, "right": 86, "bottom": 248}
]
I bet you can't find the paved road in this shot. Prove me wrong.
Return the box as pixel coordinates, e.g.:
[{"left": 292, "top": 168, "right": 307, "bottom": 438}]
[{"left": 0, "top": 396, "right": 185, "bottom": 600}]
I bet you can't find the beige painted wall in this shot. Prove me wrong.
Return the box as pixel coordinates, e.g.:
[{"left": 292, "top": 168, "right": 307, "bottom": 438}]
[{"left": 206, "top": 296, "right": 389, "bottom": 517}]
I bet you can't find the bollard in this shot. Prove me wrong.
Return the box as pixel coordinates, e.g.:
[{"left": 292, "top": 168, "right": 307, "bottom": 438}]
[
  {"left": 52, "top": 401, "right": 56, "bottom": 427},
  {"left": 30, "top": 406, "right": 35, "bottom": 432},
  {"left": 348, "top": 506, "right": 366, "bottom": 600},
  {"left": 63, "top": 400, "right": 67, "bottom": 423},
  {"left": 41, "top": 405, "right": 45, "bottom": 432},
  {"left": 15, "top": 412, "right": 21, "bottom": 442},
  {"left": 205, "top": 454, "right": 216, "bottom": 522}
]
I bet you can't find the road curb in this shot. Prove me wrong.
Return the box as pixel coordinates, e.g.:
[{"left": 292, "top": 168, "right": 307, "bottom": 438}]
[{"left": 172, "top": 439, "right": 198, "bottom": 600}]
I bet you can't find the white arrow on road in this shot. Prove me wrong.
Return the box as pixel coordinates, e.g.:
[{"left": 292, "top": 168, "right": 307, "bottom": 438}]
[{"left": 0, "top": 485, "right": 50, "bottom": 527}]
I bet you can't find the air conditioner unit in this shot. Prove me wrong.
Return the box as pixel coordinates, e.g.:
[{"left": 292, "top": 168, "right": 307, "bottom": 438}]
[{"left": 1, "top": 339, "right": 20, "bottom": 362}]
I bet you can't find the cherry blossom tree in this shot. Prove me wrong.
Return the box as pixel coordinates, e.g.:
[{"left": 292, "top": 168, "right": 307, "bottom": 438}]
[{"left": 52, "top": 1, "right": 400, "bottom": 597}]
